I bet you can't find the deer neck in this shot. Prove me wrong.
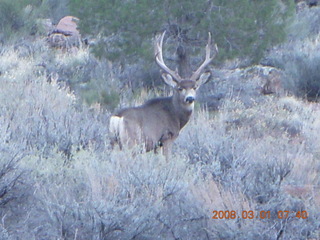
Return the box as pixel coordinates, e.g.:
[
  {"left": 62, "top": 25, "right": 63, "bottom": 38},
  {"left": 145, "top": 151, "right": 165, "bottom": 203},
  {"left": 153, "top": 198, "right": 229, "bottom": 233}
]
[{"left": 172, "top": 93, "right": 193, "bottom": 129}]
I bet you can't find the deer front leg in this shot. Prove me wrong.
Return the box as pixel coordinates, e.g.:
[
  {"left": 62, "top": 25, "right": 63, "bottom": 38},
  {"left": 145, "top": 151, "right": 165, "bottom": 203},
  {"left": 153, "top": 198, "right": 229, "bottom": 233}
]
[
  {"left": 157, "top": 130, "right": 175, "bottom": 160},
  {"left": 162, "top": 140, "right": 173, "bottom": 161}
]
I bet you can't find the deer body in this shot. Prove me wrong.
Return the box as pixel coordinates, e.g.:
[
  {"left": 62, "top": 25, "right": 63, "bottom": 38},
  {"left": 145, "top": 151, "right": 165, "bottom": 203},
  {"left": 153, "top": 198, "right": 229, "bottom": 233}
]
[{"left": 110, "top": 32, "right": 217, "bottom": 158}]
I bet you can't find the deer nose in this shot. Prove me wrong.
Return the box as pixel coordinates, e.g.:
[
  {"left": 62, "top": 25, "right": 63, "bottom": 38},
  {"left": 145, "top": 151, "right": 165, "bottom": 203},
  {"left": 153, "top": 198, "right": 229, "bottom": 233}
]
[{"left": 185, "top": 96, "right": 195, "bottom": 103}]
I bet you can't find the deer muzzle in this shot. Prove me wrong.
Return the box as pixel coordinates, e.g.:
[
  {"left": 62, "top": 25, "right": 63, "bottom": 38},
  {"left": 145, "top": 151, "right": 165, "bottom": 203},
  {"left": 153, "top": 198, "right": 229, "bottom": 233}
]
[{"left": 185, "top": 96, "right": 195, "bottom": 104}]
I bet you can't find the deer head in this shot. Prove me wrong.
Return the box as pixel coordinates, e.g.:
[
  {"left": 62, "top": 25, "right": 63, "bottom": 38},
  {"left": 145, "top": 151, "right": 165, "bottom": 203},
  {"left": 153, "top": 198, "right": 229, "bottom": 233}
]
[{"left": 155, "top": 31, "right": 218, "bottom": 111}]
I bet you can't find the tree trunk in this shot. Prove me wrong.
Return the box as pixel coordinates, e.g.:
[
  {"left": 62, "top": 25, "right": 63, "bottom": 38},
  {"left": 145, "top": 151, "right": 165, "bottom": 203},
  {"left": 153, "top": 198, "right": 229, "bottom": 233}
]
[{"left": 176, "top": 42, "right": 191, "bottom": 78}]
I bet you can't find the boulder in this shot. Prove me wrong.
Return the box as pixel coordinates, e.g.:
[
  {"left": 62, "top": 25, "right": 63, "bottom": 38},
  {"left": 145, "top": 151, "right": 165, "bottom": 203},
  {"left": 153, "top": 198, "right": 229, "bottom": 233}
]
[{"left": 47, "top": 16, "right": 82, "bottom": 49}]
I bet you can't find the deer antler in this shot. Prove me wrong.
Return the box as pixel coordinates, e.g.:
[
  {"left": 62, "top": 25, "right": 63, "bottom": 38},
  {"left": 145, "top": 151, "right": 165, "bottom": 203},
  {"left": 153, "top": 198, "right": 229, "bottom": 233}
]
[
  {"left": 155, "top": 31, "right": 183, "bottom": 82},
  {"left": 190, "top": 32, "right": 218, "bottom": 81}
]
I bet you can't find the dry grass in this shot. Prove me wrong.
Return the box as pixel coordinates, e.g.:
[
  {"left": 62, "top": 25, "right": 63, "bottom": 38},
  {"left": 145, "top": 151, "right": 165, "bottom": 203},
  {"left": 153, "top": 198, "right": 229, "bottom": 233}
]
[{"left": 0, "top": 34, "right": 320, "bottom": 240}]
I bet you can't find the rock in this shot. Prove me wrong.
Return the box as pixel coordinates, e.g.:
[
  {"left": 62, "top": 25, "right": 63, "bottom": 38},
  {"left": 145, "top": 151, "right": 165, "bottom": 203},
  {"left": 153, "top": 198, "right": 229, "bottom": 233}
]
[{"left": 47, "top": 16, "right": 82, "bottom": 49}]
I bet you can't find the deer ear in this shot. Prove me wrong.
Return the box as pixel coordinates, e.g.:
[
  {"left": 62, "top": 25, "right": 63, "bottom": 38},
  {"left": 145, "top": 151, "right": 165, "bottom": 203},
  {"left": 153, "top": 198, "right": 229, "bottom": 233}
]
[
  {"left": 161, "top": 73, "right": 178, "bottom": 88},
  {"left": 196, "top": 71, "right": 211, "bottom": 89}
]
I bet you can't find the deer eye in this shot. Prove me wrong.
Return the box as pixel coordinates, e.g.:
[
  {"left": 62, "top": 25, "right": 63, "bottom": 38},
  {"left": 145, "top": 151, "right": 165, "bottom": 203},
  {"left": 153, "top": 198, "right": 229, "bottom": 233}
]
[{"left": 177, "top": 87, "right": 183, "bottom": 91}]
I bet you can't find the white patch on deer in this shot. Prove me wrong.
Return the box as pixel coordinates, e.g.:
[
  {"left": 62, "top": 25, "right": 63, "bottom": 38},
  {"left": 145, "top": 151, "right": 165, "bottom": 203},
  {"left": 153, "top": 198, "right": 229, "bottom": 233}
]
[
  {"left": 109, "top": 116, "right": 125, "bottom": 138},
  {"left": 184, "top": 99, "right": 195, "bottom": 111}
]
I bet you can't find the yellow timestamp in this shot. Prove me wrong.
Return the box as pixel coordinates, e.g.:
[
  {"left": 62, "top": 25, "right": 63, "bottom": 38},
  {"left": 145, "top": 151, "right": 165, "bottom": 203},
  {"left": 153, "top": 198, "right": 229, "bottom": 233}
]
[{"left": 212, "top": 210, "right": 308, "bottom": 220}]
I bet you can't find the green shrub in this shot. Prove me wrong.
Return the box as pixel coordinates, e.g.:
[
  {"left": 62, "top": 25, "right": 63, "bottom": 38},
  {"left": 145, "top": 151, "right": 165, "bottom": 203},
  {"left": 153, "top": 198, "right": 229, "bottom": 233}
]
[
  {"left": 70, "top": 0, "right": 294, "bottom": 64},
  {"left": 285, "top": 54, "right": 320, "bottom": 100},
  {"left": 263, "top": 7, "right": 320, "bottom": 101},
  {"left": 266, "top": 38, "right": 320, "bottom": 101},
  {"left": 0, "top": 0, "right": 42, "bottom": 40}
]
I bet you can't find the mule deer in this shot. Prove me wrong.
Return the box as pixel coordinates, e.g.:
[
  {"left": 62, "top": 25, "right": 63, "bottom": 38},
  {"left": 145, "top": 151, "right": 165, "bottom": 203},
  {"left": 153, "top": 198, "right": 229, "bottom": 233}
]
[{"left": 109, "top": 31, "right": 217, "bottom": 158}]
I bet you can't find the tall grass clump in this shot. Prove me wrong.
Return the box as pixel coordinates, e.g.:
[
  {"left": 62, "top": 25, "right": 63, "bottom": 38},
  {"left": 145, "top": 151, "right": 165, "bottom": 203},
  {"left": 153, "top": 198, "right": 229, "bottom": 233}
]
[
  {"left": 29, "top": 43, "right": 122, "bottom": 110},
  {"left": 176, "top": 96, "right": 320, "bottom": 239},
  {"left": 15, "top": 147, "right": 214, "bottom": 239},
  {"left": 0, "top": 43, "right": 109, "bottom": 238},
  {"left": 284, "top": 52, "right": 320, "bottom": 100},
  {"left": 264, "top": 7, "right": 320, "bottom": 101}
]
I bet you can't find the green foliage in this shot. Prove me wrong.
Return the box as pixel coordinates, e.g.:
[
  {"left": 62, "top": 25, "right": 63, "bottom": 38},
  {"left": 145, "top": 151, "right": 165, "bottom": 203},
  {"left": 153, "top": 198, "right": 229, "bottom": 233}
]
[
  {"left": 70, "top": 0, "right": 294, "bottom": 64},
  {"left": 285, "top": 54, "right": 320, "bottom": 101},
  {"left": 81, "top": 85, "right": 120, "bottom": 109},
  {"left": 264, "top": 7, "right": 320, "bottom": 101},
  {"left": 0, "top": 0, "right": 72, "bottom": 41},
  {"left": 41, "top": 0, "right": 70, "bottom": 23},
  {"left": 0, "top": 0, "right": 39, "bottom": 39}
]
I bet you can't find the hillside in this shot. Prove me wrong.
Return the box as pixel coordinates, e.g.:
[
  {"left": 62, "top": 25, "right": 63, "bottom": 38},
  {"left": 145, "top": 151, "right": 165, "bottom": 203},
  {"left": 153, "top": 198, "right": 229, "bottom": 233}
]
[{"left": 0, "top": 2, "right": 320, "bottom": 240}]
